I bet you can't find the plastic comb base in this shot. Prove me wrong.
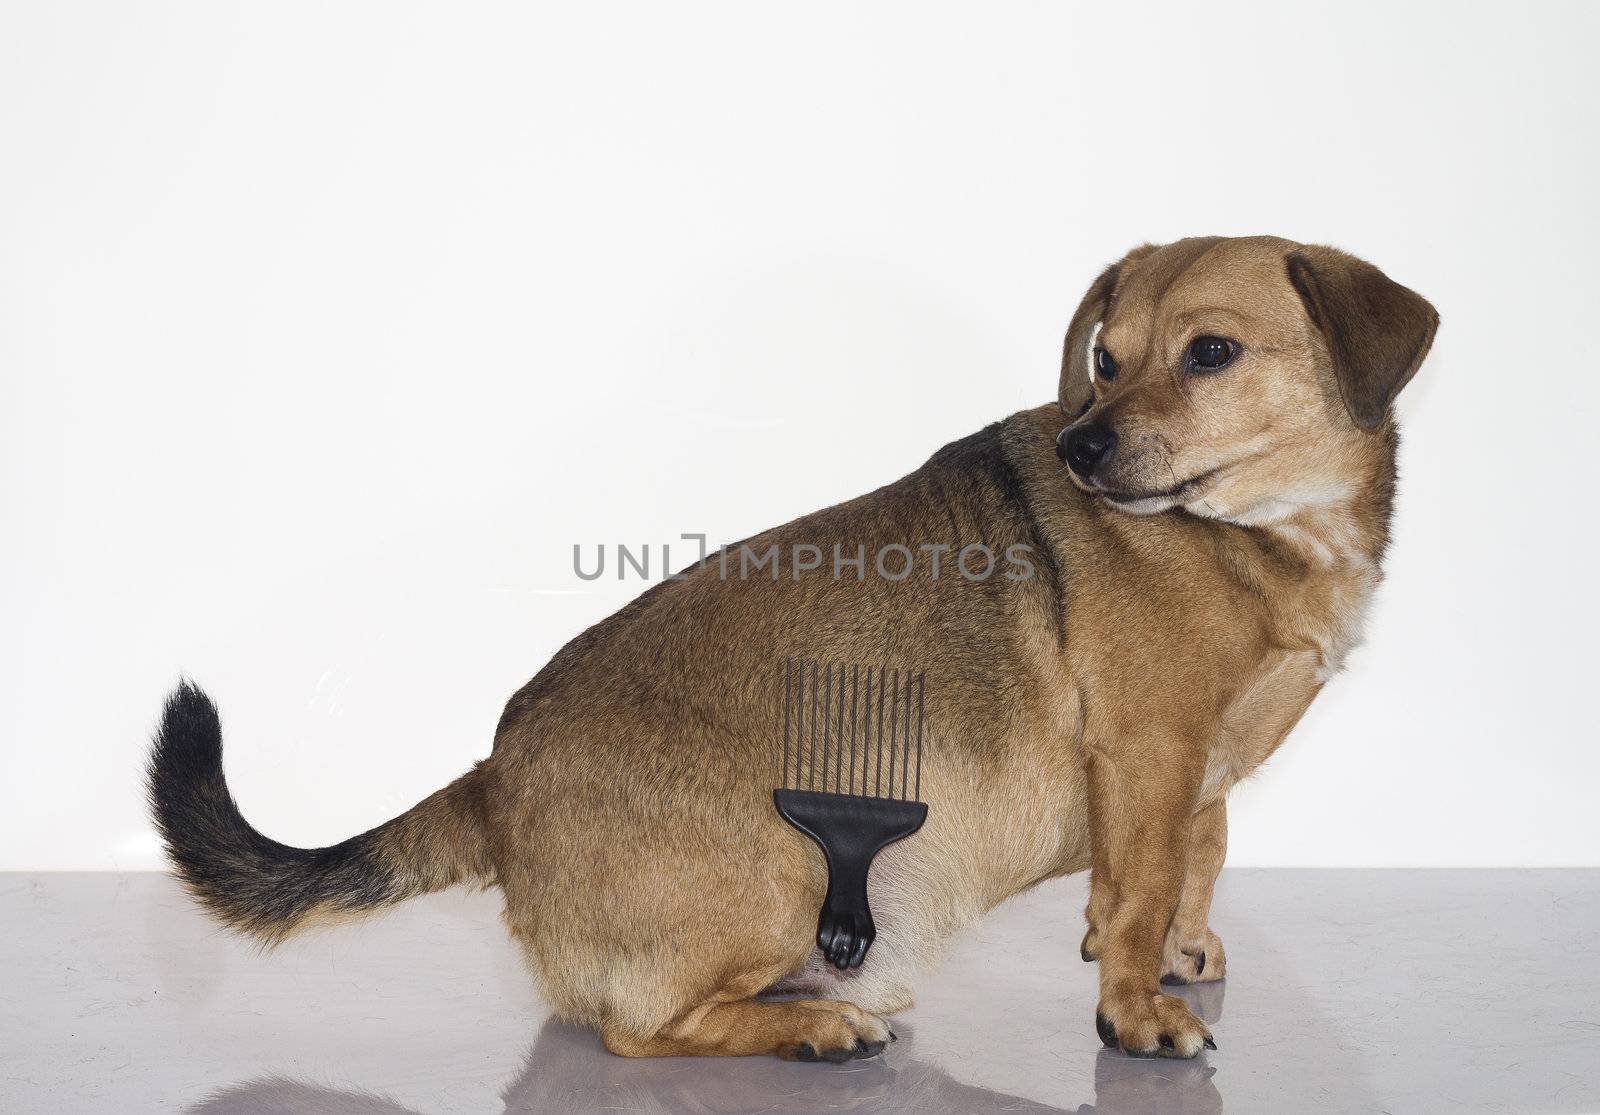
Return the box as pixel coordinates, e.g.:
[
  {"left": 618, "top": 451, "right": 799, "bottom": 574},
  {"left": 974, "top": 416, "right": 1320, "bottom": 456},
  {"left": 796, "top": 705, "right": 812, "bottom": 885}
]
[{"left": 773, "top": 787, "right": 928, "bottom": 970}]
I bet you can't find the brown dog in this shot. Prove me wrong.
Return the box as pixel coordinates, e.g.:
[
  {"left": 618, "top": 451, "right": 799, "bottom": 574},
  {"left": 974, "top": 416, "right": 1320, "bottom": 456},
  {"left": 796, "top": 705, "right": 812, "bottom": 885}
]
[{"left": 149, "top": 235, "right": 1437, "bottom": 1060}]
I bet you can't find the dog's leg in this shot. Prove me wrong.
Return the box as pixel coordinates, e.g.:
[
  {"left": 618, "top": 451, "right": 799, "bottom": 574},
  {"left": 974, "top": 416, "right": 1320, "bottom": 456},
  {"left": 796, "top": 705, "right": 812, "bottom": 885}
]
[
  {"left": 1080, "top": 847, "right": 1114, "bottom": 963},
  {"left": 603, "top": 993, "right": 893, "bottom": 1061},
  {"left": 1161, "top": 799, "right": 1228, "bottom": 985},
  {"left": 1085, "top": 741, "right": 1214, "bottom": 1058}
]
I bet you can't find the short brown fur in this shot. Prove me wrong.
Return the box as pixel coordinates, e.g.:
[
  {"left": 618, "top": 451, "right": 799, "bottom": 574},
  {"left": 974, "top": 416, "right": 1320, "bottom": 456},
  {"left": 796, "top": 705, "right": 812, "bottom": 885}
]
[{"left": 153, "top": 235, "right": 1438, "bottom": 1060}]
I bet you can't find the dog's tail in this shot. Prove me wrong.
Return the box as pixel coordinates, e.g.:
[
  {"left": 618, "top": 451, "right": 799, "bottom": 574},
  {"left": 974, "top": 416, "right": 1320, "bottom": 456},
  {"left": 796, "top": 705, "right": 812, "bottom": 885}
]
[{"left": 147, "top": 680, "right": 493, "bottom": 944}]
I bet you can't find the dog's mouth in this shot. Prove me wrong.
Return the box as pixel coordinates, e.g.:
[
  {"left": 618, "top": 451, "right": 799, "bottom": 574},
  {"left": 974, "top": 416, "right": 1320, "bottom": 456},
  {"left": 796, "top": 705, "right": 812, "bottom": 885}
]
[{"left": 1090, "top": 468, "right": 1220, "bottom": 515}]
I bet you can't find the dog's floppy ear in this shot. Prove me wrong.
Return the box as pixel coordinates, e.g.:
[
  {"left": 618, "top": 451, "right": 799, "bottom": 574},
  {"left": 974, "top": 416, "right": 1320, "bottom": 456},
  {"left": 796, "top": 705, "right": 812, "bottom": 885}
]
[
  {"left": 1285, "top": 247, "right": 1440, "bottom": 430},
  {"left": 1059, "top": 244, "right": 1157, "bottom": 418}
]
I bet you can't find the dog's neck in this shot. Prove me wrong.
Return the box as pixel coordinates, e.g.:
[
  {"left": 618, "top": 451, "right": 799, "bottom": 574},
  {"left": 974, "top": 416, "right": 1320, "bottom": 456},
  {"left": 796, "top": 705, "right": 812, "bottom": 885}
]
[
  {"left": 1192, "top": 420, "right": 1398, "bottom": 570},
  {"left": 1256, "top": 432, "right": 1394, "bottom": 572},
  {"left": 1203, "top": 426, "right": 1399, "bottom": 680}
]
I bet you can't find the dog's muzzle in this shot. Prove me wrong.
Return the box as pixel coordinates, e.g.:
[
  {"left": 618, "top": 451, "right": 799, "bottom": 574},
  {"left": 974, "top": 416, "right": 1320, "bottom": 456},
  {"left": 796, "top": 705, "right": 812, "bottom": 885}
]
[{"left": 1056, "top": 423, "right": 1117, "bottom": 479}]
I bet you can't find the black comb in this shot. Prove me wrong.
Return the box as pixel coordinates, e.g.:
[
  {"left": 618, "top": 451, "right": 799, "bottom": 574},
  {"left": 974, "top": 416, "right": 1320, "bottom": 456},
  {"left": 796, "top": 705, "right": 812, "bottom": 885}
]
[{"left": 773, "top": 658, "right": 928, "bottom": 970}]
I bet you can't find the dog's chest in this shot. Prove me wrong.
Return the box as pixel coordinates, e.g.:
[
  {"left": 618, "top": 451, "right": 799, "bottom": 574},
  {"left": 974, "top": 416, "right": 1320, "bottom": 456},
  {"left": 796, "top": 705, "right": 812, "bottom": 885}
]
[
  {"left": 1199, "top": 649, "right": 1323, "bottom": 802},
  {"left": 1266, "top": 515, "right": 1383, "bottom": 680},
  {"left": 1199, "top": 555, "right": 1379, "bottom": 802}
]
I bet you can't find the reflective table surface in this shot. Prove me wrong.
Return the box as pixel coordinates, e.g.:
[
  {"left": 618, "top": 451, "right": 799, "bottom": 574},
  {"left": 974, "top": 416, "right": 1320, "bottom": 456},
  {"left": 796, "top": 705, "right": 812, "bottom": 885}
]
[{"left": 3, "top": 870, "right": 1598, "bottom": 1113}]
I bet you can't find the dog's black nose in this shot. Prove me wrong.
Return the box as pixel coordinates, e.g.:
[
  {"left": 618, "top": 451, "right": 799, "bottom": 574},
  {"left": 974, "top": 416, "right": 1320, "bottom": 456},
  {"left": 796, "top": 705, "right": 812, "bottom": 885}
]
[{"left": 1057, "top": 423, "right": 1117, "bottom": 478}]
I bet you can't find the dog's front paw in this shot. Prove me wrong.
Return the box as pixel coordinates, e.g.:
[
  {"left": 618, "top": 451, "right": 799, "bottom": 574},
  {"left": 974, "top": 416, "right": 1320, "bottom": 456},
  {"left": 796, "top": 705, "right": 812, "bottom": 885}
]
[
  {"left": 1160, "top": 928, "right": 1226, "bottom": 985},
  {"left": 1080, "top": 925, "right": 1101, "bottom": 963},
  {"left": 1095, "top": 991, "right": 1214, "bottom": 1058}
]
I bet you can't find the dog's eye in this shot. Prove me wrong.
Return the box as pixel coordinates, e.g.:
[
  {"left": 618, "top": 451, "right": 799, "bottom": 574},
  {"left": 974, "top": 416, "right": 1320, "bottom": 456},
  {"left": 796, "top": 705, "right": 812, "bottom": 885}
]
[
  {"left": 1093, "top": 347, "right": 1118, "bottom": 382},
  {"left": 1187, "top": 336, "right": 1236, "bottom": 372}
]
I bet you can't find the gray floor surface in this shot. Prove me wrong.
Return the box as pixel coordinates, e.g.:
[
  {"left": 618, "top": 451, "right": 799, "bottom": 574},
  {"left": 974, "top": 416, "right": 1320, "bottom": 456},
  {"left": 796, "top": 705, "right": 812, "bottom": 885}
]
[{"left": 2, "top": 870, "right": 1598, "bottom": 1113}]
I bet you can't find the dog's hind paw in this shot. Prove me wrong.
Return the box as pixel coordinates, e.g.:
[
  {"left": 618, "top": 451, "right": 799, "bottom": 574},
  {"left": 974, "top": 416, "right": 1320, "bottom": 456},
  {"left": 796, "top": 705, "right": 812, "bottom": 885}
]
[
  {"left": 1160, "top": 928, "right": 1226, "bottom": 985},
  {"left": 778, "top": 1001, "right": 894, "bottom": 1063}
]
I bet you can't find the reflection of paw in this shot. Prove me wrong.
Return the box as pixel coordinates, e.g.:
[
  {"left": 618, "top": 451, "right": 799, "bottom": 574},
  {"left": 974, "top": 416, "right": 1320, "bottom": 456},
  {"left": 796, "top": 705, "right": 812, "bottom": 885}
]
[
  {"left": 818, "top": 910, "right": 875, "bottom": 970},
  {"left": 1095, "top": 991, "right": 1215, "bottom": 1058},
  {"left": 1091, "top": 1048, "right": 1223, "bottom": 1115},
  {"left": 1161, "top": 929, "right": 1226, "bottom": 985},
  {"left": 778, "top": 1000, "right": 895, "bottom": 1063}
]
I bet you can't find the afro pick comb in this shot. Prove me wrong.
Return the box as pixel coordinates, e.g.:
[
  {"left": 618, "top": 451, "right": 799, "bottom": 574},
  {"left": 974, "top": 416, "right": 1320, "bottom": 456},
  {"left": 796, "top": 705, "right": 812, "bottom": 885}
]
[{"left": 773, "top": 658, "right": 928, "bottom": 970}]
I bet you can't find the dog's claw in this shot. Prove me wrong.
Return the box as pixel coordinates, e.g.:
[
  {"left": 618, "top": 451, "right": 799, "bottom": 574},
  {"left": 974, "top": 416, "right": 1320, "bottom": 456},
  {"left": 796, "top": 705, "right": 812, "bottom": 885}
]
[
  {"left": 1195, "top": 950, "right": 1206, "bottom": 975},
  {"left": 1095, "top": 1000, "right": 1213, "bottom": 1059},
  {"left": 791, "top": 1034, "right": 886, "bottom": 1064},
  {"left": 1095, "top": 1012, "right": 1117, "bottom": 1048}
]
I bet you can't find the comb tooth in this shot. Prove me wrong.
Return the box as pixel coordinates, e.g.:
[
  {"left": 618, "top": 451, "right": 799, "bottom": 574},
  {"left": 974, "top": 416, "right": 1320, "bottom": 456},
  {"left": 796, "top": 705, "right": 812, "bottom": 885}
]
[
  {"left": 791, "top": 659, "right": 802, "bottom": 790},
  {"left": 808, "top": 661, "right": 819, "bottom": 790},
  {"left": 830, "top": 662, "right": 838, "bottom": 794},
  {"left": 884, "top": 668, "right": 895, "bottom": 801},
  {"left": 831, "top": 663, "right": 841, "bottom": 794},
  {"left": 799, "top": 660, "right": 807, "bottom": 793},
  {"left": 832, "top": 661, "right": 840, "bottom": 792},
  {"left": 905, "top": 672, "right": 915, "bottom": 801},
  {"left": 866, "top": 665, "right": 876, "bottom": 797},
  {"left": 901, "top": 670, "right": 912, "bottom": 801},
  {"left": 796, "top": 659, "right": 807, "bottom": 790},
  {"left": 838, "top": 662, "right": 851, "bottom": 790},
  {"left": 801, "top": 660, "right": 810, "bottom": 790},
  {"left": 874, "top": 664, "right": 887, "bottom": 798},
  {"left": 862, "top": 666, "right": 874, "bottom": 798},
  {"left": 902, "top": 670, "right": 912, "bottom": 801},
  {"left": 848, "top": 664, "right": 860, "bottom": 797},
  {"left": 821, "top": 663, "right": 832, "bottom": 792},
  {"left": 890, "top": 670, "right": 900, "bottom": 802},
  {"left": 782, "top": 657, "right": 792, "bottom": 790},
  {"left": 876, "top": 662, "right": 889, "bottom": 799},
  {"left": 914, "top": 670, "right": 925, "bottom": 802},
  {"left": 901, "top": 671, "right": 911, "bottom": 801},
  {"left": 793, "top": 657, "right": 803, "bottom": 792},
  {"left": 896, "top": 668, "right": 908, "bottom": 799},
  {"left": 824, "top": 662, "right": 834, "bottom": 794},
  {"left": 841, "top": 664, "right": 849, "bottom": 796},
  {"left": 889, "top": 667, "right": 901, "bottom": 801},
  {"left": 803, "top": 660, "right": 810, "bottom": 794},
  {"left": 838, "top": 663, "right": 847, "bottom": 796}
]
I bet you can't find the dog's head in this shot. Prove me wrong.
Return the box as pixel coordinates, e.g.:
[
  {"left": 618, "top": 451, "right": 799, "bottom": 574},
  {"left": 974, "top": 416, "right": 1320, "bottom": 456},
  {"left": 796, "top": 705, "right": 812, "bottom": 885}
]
[{"left": 1056, "top": 236, "right": 1438, "bottom": 524}]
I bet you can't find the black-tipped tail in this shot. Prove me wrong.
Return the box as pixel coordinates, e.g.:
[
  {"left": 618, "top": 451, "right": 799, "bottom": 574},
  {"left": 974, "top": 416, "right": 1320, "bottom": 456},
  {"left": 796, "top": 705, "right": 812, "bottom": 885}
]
[{"left": 147, "top": 681, "right": 490, "bottom": 942}]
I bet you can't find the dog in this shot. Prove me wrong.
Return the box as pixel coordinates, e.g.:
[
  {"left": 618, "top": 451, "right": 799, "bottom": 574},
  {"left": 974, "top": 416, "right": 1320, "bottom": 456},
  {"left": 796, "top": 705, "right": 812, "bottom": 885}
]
[{"left": 149, "top": 235, "right": 1438, "bottom": 1060}]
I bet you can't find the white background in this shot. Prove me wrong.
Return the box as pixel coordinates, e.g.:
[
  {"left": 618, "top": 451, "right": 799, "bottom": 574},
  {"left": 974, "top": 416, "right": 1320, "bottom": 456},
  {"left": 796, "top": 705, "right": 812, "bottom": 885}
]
[{"left": 5, "top": 2, "right": 1598, "bottom": 871}]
